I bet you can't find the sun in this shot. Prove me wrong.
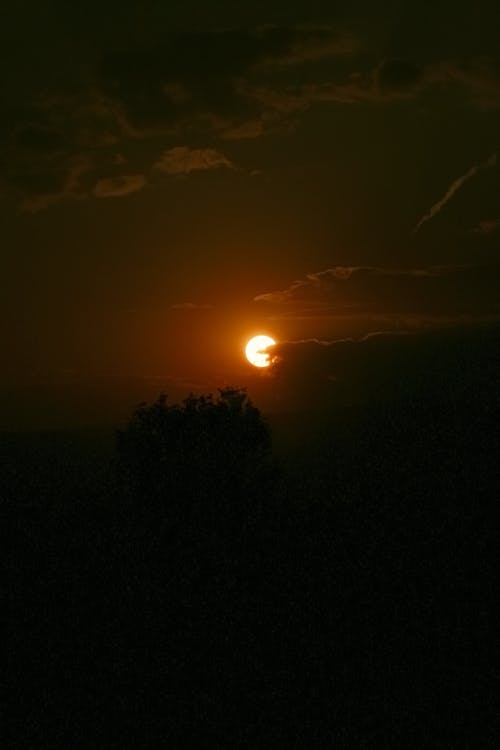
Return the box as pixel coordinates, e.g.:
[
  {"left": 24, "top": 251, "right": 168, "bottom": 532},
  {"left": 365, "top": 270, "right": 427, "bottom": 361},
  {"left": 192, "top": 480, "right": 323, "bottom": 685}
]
[{"left": 245, "top": 335, "right": 276, "bottom": 368}]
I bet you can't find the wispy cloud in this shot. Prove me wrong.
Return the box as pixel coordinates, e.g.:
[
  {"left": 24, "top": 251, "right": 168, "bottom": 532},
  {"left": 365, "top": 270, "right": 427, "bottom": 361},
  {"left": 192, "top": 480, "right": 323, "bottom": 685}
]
[
  {"left": 254, "top": 264, "right": 499, "bottom": 322},
  {"left": 254, "top": 265, "right": 451, "bottom": 304},
  {"left": 20, "top": 157, "right": 91, "bottom": 211},
  {"left": 94, "top": 173, "right": 146, "bottom": 198},
  {"left": 153, "top": 146, "right": 234, "bottom": 175},
  {"left": 414, "top": 153, "right": 497, "bottom": 232}
]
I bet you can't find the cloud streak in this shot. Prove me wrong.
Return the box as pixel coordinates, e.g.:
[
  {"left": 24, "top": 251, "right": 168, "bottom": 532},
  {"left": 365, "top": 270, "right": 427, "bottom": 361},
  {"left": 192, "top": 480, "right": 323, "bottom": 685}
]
[
  {"left": 414, "top": 153, "right": 497, "bottom": 232},
  {"left": 254, "top": 264, "right": 500, "bottom": 322},
  {"left": 254, "top": 265, "right": 459, "bottom": 304}
]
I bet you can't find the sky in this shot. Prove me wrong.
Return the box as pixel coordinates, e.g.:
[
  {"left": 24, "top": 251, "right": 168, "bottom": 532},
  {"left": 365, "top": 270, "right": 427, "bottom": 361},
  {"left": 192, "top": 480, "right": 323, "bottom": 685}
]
[{"left": 2, "top": 0, "right": 500, "bottom": 428}]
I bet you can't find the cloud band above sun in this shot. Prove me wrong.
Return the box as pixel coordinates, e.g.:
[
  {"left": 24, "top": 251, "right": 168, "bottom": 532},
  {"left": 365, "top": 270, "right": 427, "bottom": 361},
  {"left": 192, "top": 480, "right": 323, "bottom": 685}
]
[{"left": 253, "top": 264, "right": 500, "bottom": 323}]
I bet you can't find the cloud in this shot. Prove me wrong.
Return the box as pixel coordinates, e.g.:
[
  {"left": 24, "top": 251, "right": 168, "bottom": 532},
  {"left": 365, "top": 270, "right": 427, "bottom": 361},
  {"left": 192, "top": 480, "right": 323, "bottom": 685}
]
[
  {"left": 19, "top": 157, "right": 91, "bottom": 212},
  {"left": 432, "top": 58, "right": 500, "bottom": 110},
  {"left": 221, "top": 119, "right": 266, "bottom": 141},
  {"left": 96, "top": 25, "right": 356, "bottom": 137},
  {"left": 100, "top": 26, "right": 355, "bottom": 85},
  {"left": 226, "top": 60, "right": 426, "bottom": 137},
  {"left": 414, "top": 153, "right": 498, "bottom": 232},
  {"left": 266, "top": 326, "right": 500, "bottom": 409},
  {"left": 255, "top": 26, "right": 357, "bottom": 68},
  {"left": 3, "top": 20, "right": 500, "bottom": 210},
  {"left": 376, "top": 59, "right": 423, "bottom": 91},
  {"left": 254, "top": 265, "right": 451, "bottom": 305},
  {"left": 473, "top": 218, "right": 500, "bottom": 234},
  {"left": 229, "top": 57, "right": 500, "bottom": 140},
  {"left": 93, "top": 173, "right": 146, "bottom": 198},
  {"left": 254, "top": 264, "right": 500, "bottom": 321},
  {"left": 171, "top": 302, "right": 213, "bottom": 310},
  {"left": 153, "top": 146, "right": 234, "bottom": 175}
]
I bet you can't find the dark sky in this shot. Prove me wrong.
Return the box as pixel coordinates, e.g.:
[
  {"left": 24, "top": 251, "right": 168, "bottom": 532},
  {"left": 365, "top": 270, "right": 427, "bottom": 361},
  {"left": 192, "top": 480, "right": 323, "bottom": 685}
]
[{"left": 2, "top": 1, "right": 499, "bottom": 428}]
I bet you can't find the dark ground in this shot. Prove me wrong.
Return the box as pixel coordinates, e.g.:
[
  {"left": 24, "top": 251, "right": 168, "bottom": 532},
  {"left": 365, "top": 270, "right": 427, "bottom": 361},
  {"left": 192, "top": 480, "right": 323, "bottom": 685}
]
[{"left": 3, "top": 385, "right": 498, "bottom": 748}]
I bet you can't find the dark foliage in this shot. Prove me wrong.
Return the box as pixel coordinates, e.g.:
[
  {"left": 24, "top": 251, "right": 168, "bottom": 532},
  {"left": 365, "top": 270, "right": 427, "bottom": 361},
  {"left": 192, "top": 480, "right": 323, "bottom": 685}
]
[{"left": 115, "top": 387, "right": 277, "bottom": 542}]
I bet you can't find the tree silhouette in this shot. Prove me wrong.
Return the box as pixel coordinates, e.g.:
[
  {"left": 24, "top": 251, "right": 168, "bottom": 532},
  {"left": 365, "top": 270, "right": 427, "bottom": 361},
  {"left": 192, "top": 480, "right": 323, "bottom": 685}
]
[{"left": 115, "top": 387, "right": 275, "bottom": 540}]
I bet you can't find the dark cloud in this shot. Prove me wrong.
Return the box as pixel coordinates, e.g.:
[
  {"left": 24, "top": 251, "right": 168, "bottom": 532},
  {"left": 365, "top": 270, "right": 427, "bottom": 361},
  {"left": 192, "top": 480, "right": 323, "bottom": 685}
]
[
  {"left": 376, "top": 59, "right": 423, "bottom": 91},
  {"left": 100, "top": 26, "right": 354, "bottom": 86},
  {"left": 254, "top": 26, "right": 357, "bottom": 67},
  {"left": 254, "top": 264, "right": 500, "bottom": 320},
  {"left": 14, "top": 158, "right": 90, "bottom": 211},
  {"left": 266, "top": 326, "right": 500, "bottom": 409},
  {"left": 433, "top": 57, "right": 500, "bottom": 110},
  {"left": 8, "top": 169, "right": 67, "bottom": 197},
  {"left": 15, "top": 126, "right": 66, "bottom": 154},
  {"left": 222, "top": 55, "right": 499, "bottom": 137},
  {"left": 2, "top": 14, "right": 500, "bottom": 210},
  {"left": 95, "top": 25, "right": 356, "bottom": 138}
]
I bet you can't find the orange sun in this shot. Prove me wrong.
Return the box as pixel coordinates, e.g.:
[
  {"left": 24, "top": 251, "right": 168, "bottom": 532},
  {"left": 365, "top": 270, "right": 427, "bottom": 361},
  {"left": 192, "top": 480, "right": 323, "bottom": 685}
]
[{"left": 245, "top": 335, "right": 276, "bottom": 368}]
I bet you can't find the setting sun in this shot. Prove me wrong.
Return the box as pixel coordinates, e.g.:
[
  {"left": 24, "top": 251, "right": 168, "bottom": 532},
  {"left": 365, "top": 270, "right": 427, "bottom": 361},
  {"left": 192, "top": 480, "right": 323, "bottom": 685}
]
[{"left": 245, "top": 335, "right": 276, "bottom": 368}]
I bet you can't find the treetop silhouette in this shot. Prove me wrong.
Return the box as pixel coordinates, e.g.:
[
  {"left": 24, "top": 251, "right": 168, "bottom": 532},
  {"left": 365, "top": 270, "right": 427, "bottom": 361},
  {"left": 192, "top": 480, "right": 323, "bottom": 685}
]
[{"left": 116, "top": 387, "right": 274, "bottom": 535}]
